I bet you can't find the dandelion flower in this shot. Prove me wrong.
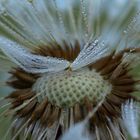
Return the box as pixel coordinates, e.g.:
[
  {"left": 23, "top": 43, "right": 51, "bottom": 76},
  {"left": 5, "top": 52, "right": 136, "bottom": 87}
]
[{"left": 0, "top": 0, "right": 140, "bottom": 140}]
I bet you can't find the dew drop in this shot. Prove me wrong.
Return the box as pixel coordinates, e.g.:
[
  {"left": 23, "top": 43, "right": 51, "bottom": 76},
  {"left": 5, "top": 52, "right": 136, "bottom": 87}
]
[
  {"left": 94, "top": 39, "right": 99, "bottom": 44},
  {"left": 123, "top": 30, "right": 127, "bottom": 34},
  {"left": 101, "top": 41, "right": 105, "bottom": 47}
]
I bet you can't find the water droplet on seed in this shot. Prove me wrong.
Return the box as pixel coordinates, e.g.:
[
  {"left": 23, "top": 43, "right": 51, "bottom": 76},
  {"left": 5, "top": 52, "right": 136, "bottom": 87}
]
[{"left": 123, "top": 30, "right": 127, "bottom": 34}]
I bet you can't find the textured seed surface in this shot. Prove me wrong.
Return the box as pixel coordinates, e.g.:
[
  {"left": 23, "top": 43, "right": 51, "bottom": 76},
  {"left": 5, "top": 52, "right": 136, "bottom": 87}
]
[{"left": 33, "top": 68, "right": 111, "bottom": 108}]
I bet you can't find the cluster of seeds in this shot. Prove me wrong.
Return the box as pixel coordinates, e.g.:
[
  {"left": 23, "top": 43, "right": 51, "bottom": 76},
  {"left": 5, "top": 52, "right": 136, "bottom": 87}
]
[{"left": 33, "top": 68, "right": 112, "bottom": 107}]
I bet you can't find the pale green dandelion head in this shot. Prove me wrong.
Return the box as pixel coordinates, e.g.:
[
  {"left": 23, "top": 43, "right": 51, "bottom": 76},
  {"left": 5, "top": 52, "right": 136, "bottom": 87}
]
[{"left": 0, "top": 0, "right": 140, "bottom": 140}]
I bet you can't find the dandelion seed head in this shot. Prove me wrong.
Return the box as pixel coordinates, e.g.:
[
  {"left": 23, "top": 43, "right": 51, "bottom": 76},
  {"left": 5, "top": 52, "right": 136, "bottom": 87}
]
[
  {"left": 33, "top": 68, "right": 111, "bottom": 107},
  {"left": 0, "top": 0, "right": 140, "bottom": 140}
]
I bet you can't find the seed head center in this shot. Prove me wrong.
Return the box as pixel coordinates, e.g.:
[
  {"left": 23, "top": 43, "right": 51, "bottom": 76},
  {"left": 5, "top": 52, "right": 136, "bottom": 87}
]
[{"left": 33, "top": 69, "right": 111, "bottom": 108}]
